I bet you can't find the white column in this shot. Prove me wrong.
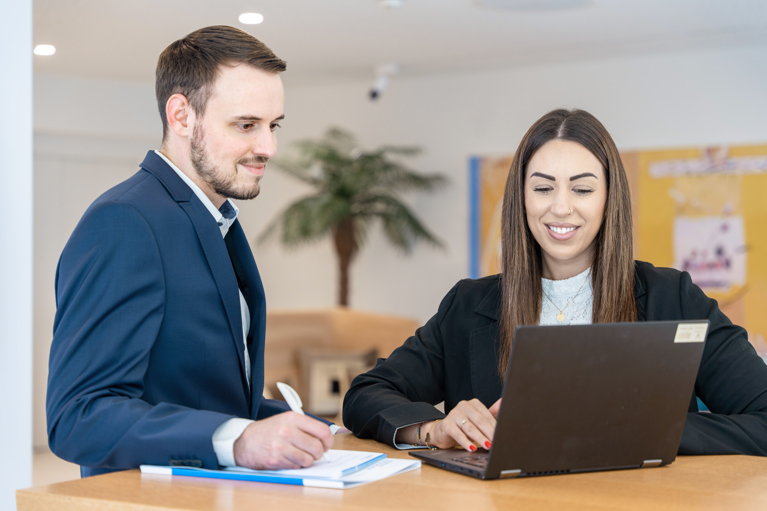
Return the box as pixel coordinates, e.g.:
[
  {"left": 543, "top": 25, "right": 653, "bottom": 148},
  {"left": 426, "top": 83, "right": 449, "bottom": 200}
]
[{"left": 0, "top": 0, "right": 34, "bottom": 509}]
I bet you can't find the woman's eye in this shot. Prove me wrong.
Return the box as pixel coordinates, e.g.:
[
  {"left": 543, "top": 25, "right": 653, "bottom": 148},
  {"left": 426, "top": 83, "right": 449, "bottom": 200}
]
[
  {"left": 533, "top": 186, "right": 553, "bottom": 193},
  {"left": 574, "top": 188, "right": 593, "bottom": 195}
]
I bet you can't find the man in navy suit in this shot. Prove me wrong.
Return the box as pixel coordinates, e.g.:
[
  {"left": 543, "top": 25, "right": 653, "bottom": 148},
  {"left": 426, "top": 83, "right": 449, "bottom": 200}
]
[{"left": 46, "top": 26, "right": 334, "bottom": 477}]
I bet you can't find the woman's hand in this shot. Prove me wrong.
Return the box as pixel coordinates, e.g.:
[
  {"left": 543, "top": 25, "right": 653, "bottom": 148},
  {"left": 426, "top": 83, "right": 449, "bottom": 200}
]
[{"left": 423, "top": 398, "right": 501, "bottom": 452}]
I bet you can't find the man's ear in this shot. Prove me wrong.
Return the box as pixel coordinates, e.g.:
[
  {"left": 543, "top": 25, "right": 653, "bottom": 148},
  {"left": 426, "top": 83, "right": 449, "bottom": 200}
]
[{"left": 166, "top": 94, "right": 194, "bottom": 138}]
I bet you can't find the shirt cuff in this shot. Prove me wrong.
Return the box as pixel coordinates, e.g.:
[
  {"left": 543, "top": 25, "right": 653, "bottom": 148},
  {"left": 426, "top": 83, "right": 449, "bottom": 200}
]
[
  {"left": 212, "top": 418, "right": 253, "bottom": 467},
  {"left": 393, "top": 422, "right": 433, "bottom": 450}
]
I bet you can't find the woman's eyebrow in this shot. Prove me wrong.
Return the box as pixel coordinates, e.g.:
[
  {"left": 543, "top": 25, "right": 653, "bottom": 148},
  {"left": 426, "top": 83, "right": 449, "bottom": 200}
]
[
  {"left": 530, "top": 172, "right": 555, "bottom": 181},
  {"left": 570, "top": 172, "right": 598, "bottom": 181}
]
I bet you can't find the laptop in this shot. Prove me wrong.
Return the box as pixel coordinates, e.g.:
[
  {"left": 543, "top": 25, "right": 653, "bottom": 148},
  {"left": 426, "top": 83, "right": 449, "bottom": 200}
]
[{"left": 410, "top": 320, "right": 708, "bottom": 479}]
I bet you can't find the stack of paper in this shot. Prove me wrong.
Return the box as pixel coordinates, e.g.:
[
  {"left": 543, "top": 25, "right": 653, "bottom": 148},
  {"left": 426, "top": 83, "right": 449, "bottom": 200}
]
[{"left": 141, "top": 450, "right": 420, "bottom": 489}]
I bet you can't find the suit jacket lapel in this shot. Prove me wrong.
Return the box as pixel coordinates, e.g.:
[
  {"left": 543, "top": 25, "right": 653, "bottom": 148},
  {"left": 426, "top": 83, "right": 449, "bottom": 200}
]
[
  {"left": 180, "top": 202, "right": 248, "bottom": 378},
  {"left": 470, "top": 279, "right": 504, "bottom": 406},
  {"left": 139, "top": 152, "right": 249, "bottom": 393},
  {"left": 227, "top": 220, "right": 268, "bottom": 417}
]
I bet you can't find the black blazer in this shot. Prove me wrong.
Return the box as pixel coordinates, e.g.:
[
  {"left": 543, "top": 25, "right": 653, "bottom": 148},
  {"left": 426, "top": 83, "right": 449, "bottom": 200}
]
[{"left": 343, "top": 261, "right": 767, "bottom": 455}]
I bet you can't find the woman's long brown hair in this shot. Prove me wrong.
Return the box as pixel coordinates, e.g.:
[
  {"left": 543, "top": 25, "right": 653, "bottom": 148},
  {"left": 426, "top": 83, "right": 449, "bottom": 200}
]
[{"left": 497, "top": 109, "right": 636, "bottom": 379}]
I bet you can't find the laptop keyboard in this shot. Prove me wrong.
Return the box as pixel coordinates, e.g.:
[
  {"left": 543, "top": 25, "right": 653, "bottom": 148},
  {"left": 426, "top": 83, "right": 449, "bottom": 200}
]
[{"left": 450, "top": 454, "right": 489, "bottom": 468}]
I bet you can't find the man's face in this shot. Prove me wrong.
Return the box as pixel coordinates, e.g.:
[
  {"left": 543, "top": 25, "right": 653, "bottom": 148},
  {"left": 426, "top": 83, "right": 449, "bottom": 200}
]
[{"left": 189, "top": 63, "right": 284, "bottom": 204}]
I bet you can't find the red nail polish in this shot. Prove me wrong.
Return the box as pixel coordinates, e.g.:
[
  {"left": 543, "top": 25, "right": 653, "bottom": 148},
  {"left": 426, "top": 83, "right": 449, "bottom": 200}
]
[
  {"left": 485, "top": 441, "right": 492, "bottom": 449},
  {"left": 470, "top": 445, "right": 477, "bottom": 452}
]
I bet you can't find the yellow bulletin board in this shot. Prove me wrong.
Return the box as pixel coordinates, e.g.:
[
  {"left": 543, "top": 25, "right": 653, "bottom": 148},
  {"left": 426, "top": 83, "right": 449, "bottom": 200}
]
[{"left": 468, "top": 144, "right": 767, "bottom": 358}]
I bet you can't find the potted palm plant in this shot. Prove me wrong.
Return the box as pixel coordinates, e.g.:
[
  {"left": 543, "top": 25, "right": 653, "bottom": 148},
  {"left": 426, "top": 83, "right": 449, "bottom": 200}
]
[{"left": 259, "top": 127, "right": 447, "bottom": 306}]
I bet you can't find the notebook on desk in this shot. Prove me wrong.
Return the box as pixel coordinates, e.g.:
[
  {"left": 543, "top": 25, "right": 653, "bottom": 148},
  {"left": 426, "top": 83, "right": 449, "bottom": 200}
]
[{"left": 410, "top": 320, "right": 708, "bottom": 479}]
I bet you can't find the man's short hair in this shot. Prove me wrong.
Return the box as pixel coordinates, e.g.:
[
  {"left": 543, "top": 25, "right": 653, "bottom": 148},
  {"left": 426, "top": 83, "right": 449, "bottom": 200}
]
[{"left": 156, "top": 25, "right": 286, "bottom": 141}]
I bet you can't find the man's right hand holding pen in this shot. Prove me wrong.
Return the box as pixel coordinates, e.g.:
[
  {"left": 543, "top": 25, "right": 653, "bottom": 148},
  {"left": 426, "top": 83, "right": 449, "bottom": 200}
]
[{"left": 233, "top": 412, "right": 333, "bottom": 470}]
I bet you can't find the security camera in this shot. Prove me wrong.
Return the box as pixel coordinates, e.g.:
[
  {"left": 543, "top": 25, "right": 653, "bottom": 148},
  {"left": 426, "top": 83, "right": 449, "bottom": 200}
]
[
  {"left": 369, "top": 75, "right": 390, "bottom": 100},
  {"left": 369, "top": 63, "right": 399, "bottom": 101}
]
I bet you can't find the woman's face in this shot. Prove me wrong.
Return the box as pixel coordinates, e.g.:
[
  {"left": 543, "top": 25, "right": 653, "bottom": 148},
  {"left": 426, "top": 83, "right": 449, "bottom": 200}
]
[{"left": 524, "top": 139, "right": 607, "bottom": 280}]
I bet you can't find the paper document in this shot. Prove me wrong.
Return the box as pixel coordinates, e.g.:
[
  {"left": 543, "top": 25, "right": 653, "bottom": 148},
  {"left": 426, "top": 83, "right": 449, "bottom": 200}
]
[
  {"left": 226, "top": 449, "right": 385, "bottom": 479},
  {"left": 140, "top": 449, "right": 421, "bottom": 489}
]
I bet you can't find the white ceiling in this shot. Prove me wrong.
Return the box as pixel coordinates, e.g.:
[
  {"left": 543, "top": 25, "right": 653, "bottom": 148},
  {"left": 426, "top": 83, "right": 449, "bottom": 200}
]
[{"left": 33, "top": 0, "right": 767, "bottom": 87}]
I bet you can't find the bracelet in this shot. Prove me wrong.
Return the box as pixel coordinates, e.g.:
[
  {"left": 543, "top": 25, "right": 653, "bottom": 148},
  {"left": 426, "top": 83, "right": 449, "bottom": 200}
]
[
  {"left": 424, "top": 419, "right": 441, "bottom": 450},
  {"left": 415, "top": 423, "right": 425, "bottom": 446}
]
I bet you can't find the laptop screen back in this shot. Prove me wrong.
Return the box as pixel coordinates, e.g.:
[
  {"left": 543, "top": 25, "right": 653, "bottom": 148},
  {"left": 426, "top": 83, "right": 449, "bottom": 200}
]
[{"left": 485, "top": 320, "right": 707, "bottom": 478}]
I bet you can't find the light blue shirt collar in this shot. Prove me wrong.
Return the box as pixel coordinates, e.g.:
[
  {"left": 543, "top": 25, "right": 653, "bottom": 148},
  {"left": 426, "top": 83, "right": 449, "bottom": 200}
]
[{"left": 154, "top": 150, "right": 238, "bottom": 238}]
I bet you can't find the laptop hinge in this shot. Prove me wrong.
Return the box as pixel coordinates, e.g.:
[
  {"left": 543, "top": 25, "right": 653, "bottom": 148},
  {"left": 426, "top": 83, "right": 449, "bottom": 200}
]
[
  {"left": 500, "top": 469, "right": 522, "bottom": 479},
  {"left": 641, "top": 459, "right": 662, "bottom": 468}
]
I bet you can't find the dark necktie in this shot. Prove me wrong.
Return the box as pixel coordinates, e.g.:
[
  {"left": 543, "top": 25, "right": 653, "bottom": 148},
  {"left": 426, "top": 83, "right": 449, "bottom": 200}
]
[{"left": 220, "top": 202, "right": 253, "bottom": 345}]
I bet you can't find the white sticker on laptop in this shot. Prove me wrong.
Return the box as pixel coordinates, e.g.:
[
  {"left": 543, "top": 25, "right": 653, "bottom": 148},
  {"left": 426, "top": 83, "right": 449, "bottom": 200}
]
[{"left": 674, "top": 323, "right": 708, "bottom": 343}]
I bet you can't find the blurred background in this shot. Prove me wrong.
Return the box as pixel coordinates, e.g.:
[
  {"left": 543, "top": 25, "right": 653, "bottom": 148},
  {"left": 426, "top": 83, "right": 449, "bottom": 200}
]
[{"left": 5, "top": 0, "right": 767, "bottom": 502}]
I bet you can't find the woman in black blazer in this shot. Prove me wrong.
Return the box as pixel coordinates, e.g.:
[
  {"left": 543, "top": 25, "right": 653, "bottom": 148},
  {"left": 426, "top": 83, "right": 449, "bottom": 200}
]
[{"left": 343, "top": 109, "right": 767, "bottom": 456}]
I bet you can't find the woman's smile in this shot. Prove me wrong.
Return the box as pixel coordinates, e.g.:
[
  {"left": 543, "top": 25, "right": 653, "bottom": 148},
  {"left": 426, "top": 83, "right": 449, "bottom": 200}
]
[{"left": 546, "top": 223, "right": 578, "bottom": 239}]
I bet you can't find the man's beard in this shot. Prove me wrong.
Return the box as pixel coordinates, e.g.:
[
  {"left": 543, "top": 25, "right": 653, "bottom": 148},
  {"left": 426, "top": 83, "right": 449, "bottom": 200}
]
[{"left": 190, "top": 124, "right": 266, "bottom": 201}]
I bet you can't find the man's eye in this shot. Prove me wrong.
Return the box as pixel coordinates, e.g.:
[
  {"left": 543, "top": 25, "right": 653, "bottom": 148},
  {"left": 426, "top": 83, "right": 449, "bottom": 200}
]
[
  {"left": 270, "top": 123, "right": 282, "bottom": 132},
  {"left": 237, "top": 123, "right": 255, "bottom": 131}
]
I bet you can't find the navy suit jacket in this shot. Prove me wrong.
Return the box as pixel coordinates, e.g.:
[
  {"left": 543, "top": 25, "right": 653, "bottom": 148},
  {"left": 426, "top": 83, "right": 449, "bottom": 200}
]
[{"left": 47, "top": 151, "right": 293, "bottom": 477}]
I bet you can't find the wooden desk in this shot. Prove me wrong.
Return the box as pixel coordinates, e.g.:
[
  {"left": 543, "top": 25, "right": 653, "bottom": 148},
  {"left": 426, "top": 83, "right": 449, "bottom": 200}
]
[{"left": 17, "top": 434, "right": 767, "bottom": 511}]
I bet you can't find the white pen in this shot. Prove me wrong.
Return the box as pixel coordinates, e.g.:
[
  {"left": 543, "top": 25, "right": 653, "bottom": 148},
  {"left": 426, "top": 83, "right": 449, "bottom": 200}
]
[{"left": 276, "top": 382, "right": 329, "bottom": 462}]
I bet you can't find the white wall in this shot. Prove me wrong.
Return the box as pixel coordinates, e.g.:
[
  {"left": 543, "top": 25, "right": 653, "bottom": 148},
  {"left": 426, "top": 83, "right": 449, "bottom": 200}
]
[
  {"left": 32, "top": 44, "right": 767, "bottom": 448},
  {"left": 2, "top": 0, "right": 33, "bottom": 508}
]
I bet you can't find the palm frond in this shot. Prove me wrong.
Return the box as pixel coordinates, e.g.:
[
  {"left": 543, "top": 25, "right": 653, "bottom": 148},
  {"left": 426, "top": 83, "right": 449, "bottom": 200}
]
[
  {"left": 270, "top": 158, "right": 323, "bottom": 186},
  {"left": 354, "top": 194, "right": 444, "bottom": 253},
  {"left": 371, "top": 165, "right": 448, "bottom": 194},
  {"left": 322, "top": 127, "right": 358, "bottom": 152},
  {"left": 258, "top": 195, "right": 352, "bottom": 247},
  {"left": 352, "top": 216, "right": 373, "bottom": 251},
  {"left": 376, "top": 145, "right": 422, "bottom": 157},
  {"left": 345, "top": 154, "right": 447, "bottom": 195},
  {"left": 289, "top": 128, "right": 358, "bottom": 169}
]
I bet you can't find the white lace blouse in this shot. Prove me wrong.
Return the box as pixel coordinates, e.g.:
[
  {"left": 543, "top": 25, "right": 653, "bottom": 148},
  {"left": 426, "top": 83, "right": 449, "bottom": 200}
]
[{"left": 540, "top": 268, "right": 593, "bottom": 326}]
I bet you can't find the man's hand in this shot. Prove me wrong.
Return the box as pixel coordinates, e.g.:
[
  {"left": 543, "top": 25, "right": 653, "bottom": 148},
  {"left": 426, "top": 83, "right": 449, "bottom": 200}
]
[{"left": 233, "top": 412, "right": 333, "bottom": 470}]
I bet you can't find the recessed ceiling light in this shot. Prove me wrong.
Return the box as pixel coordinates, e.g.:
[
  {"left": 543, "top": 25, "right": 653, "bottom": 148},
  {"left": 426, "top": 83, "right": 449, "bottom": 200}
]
[
  {"left": 34, "top": 44, "right": 56, "bottom": 56},
  {"left": 238, "top": 13, "right": 264, "bottom": 25}
]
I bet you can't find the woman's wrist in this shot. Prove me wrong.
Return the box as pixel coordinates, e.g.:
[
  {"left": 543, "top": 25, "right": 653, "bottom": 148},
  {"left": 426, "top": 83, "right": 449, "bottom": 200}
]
[
  {"left": 394, "top": 419, "right": 445, "bottom": 447},
  {"left": 394, "top": 424, "right": 418, "bottom": 445},
  {"left": 421, "top": 419, "right": 440, "bottom": 448}
]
